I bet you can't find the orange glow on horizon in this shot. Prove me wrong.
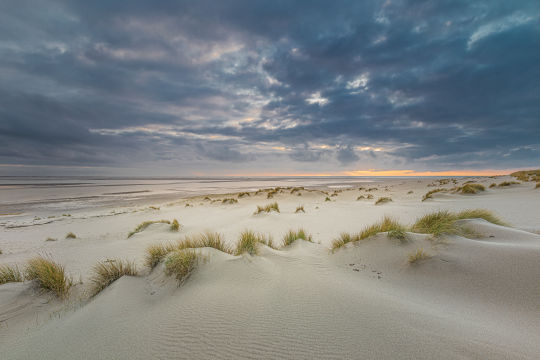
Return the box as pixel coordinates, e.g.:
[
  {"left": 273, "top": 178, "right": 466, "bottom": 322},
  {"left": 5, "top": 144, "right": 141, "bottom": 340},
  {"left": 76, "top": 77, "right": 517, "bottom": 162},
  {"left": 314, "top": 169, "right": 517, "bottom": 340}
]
[{"left": 224, "top": 169, "right": 515, "bottom": 177}]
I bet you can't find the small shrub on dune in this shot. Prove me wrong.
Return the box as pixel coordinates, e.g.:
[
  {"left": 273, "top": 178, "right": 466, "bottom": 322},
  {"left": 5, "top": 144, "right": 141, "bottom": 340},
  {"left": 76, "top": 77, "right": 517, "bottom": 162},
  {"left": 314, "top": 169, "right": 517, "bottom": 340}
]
[
  {"left": 0, "top": 264, "right": 23, "bottom": 284},
  {"left": 295, "top": 205, "right": 305, "bottom": 213},
  {"left": 180, "top": 232, "right": 232, "bottom": 254},
  {"left": 25, "top": 257, "right": 72, "bottom": 298},
  {"left": 65, "top": 232, "right": 76, "bottom": 239},
  {"left": 145, "top": 242, "right": 178, "bottom": 268},
  {"left": 164, "top": 250, "right": 200, "bottom": 283},
  {"left": 89, "top": 259, "right": 138, "bottom": 297},
  {"left": 375, "top": 197, "right": 392, "bottom": 205},
  {"left": 170, "top": 219, "right": 180, "bottom": 231},
  {"left": 254, "top": 202, "right": 280, "bottom": 214},
  {"left": 408, "top": 249, "right": 431, "bottom": 264},
  {"left": 128, "top": 219, "right": 171, "bottom": 238},
  {"left": 282, "top": 229, "right": 313, "bottom": 247}
]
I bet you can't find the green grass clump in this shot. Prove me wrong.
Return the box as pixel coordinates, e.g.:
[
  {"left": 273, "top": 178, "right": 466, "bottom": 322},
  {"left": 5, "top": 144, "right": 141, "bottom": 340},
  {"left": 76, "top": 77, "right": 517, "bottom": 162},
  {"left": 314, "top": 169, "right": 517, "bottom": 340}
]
[
  {"left": 408, "top": 249, "right": 431, "bottom": 264},
  {"left": 0, "top": 264, "right": 23, "bottom": 284},
  {"left": 25, "top": 257, "right": 72, "bottom": 298},
  {"left": 145, "top": 242, "right": 178, "bottom": 268},
  {"left": 331, "top": 216, "right": 405, "bottom": 250},
  {"left": 164, "top": 250, "right": 200, "bottom": 283},
  {"left": 89, "top": 259, "right": 138, "bottom": 297},
  {"left": 254, "top": 202, "right": 280, "bottom": 214},
  {"left": 325, "top": 197, "right": 331, "bottom": 202},
  {"left": 128, "top": 219, "right": 171, "bottom": 238},
  {"left": 422, "top": 188, "right": 444, "bottom": 201},
  {"left": 295, "top": 205, "right": 305, "bottom": 213},
  {"left": 458, "top": 183, "right": 485, "bottom": 194},
  {"left": 222, "top": 198, "right": 238, "bottom": 204},
  {"left": 282, "top": 229, "right": 313, "bottom": 247},
  {"left": 65, "top": 232, "right": 76, "bottom": 239},
  {"left": 170, "top": 219, "right": 180, "bottom": 231},
  {"left": 411, "top": 209, "right": 505, "bottom": 237},
  {"left": 375, "top": 197, "right": 392, "bottom": 205}
]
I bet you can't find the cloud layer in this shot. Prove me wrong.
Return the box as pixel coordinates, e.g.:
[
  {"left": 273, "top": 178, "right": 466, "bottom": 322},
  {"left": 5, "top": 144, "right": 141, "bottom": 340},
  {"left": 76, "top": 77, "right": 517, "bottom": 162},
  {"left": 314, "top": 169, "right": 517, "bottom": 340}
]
[{"left": 1, "top": 0, "right": 539, "bottom": 175}]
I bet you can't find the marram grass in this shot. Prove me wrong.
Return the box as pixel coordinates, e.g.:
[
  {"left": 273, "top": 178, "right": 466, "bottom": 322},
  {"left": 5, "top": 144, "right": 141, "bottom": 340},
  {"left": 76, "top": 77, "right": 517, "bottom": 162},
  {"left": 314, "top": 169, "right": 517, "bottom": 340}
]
[
  {"left": 254, "top": 202, "right": 280, "bottom": 214},
  {"left": 145, "top": 242, "right": 178, "bottom": 269},
  {"left": 26, "top": 256, "right": 72, "bottom": 298},
  {"left": 165, "top": 250, "right": 200, "bottom": 283},
  {"left": 282, "top": 229, "right": 313, "bottom": 247},
  {"left": 331, "top": 216, "right": 405, "bottom": 251},
  {"left": 0, "top": 264, "right": 23, "bottom": 284},
  {"left": 408, "top": 248, "right": 431, "bottom": 264},
  {"left": 89, "top": 259, "right": 138, "bottom": 297},
  {"left": 128, "top": 219, "right": 171, "bottom": 238}
]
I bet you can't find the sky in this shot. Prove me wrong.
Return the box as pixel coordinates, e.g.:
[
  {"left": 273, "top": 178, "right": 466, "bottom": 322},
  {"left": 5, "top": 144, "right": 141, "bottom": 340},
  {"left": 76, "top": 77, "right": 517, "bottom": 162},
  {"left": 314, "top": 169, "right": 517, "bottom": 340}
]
[{"left": 0, "top": 0, "right": 539, "bottom": 177}]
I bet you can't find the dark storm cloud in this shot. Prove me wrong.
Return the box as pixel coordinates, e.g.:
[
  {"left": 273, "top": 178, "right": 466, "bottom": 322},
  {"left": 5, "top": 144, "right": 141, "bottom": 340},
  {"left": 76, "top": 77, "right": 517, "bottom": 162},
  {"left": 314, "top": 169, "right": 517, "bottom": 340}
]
[{"left": 0, "top": 0, "right": 539, "bottom": 174}]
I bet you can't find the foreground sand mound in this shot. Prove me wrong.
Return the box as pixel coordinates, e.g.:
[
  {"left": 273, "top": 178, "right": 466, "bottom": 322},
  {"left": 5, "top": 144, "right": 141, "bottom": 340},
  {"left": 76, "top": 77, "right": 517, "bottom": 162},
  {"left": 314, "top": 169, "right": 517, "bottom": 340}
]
[{"left": 2, "top": 224, "right": 540, "bottom": 360}]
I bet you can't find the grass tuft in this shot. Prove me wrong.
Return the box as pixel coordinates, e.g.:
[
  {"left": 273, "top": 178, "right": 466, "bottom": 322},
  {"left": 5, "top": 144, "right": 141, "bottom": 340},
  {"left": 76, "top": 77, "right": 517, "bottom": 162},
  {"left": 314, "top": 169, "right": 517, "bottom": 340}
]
[
  {"left": 25, "top": 256, "right": 72, "bottom": 298},
  {"left": 331, "top": 216, "right": 405, "bottom": 251},
  {"left": 235, "top": 230, "right": 266, "bottom": 255},
  {"left": 170, "top": 219, "right": 180, "bottom": 231},
  {"left": 408, "top": 249, "right": 431, "bottom": 264},
  {"left": 254, "top": 202, "right": 280, "bottom": 214},
  {"left": 422, "top": 188, "right": 444, "bottom": 201},
  {"left": 222, "top": 198, "right": 238, "bottom": 204},
  {"left": 45, "top": 237, "right": 57, "bottom": 242},
  {"left": 325, "top": 197, "right": 331, "bottom": 202},
  {"left": 65, "top": 232, "right": 76, "bottom": 239},
  {"left": 128, "top": 220, "right": 171, "bottom": 238},
  {"left": 282, "top": 228, "right": 313, "bottom": 247},
  {"left": 412, "top": 209, "right": 505, "bottom": 237},
  {"left": 498, "top": 181, "right": 520, "bottom": 187},
  {"left": 295, "top": 205, "right": 305, "bottom": 213},
  {"left": 89, "top": 259, "right": 138, "bottom": 297},
  {"left": 457, "top": 183, "right": 485, "bottom": 194},
  {"left": 536, "top": 183, "right": 540, "bottom": 189},
  {"left": 375, "top": 197, "right": 392, "bottom": 205},
  {"left": 388, "top": 229, "right": 407, "bottom": 242},
  {"left": 0, "top": 264, "right": 23, "bottom": 284},
  {"left": 180, "top": 232, "right": 232, "bottom": 254},
  {"left": 164, "top": 250, "right": 200, "bottom": 283},
  {"left": 145, "top": 242, "right": 178, "bottom": 268},
  {"left": 238, "top": 192, "right": 250, "bottom": 198}
]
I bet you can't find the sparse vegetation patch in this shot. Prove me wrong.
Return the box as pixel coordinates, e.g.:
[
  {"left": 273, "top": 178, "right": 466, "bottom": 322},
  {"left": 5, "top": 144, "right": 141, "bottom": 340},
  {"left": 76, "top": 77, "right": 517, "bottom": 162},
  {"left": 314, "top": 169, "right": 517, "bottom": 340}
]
[
  {"left": 408, "top": 249, "right": 431, "bottom": 264},
  {"left": 128, "top": 220, "right": 171, "bottom": 238},
  {"left": 25, "top": 256, "right": 72, "bottom": 298},
  {"left": 375, "top": 197, "right": 392, "bottom": 205},
  {"left": 254, "top": 202, "right": 280, "bottom": 214},
  {"left": 89, "top": 259, "right": 138, "bottom": 297},
  {"left": 282, "top": 229, "right": 313, "bottom": 247},
  {"left": 0, "top": 264, "right": 23, "bottom": 284},
  {"left": 65, "top": 232, "right": 76, "bottom": 239}
]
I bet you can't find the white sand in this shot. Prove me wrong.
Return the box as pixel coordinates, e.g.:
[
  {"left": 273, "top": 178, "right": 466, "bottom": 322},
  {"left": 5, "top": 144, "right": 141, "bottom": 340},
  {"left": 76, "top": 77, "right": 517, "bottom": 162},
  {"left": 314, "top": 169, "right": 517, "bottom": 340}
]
[{"left": 1, "top": 176, "right": 539, "bottom": 359}]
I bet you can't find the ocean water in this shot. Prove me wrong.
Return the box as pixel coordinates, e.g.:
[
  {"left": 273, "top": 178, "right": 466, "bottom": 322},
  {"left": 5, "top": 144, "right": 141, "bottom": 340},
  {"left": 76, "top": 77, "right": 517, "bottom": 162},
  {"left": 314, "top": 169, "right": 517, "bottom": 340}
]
[{"left": 0, "top": 176, "right": 382, "bottom": 215}]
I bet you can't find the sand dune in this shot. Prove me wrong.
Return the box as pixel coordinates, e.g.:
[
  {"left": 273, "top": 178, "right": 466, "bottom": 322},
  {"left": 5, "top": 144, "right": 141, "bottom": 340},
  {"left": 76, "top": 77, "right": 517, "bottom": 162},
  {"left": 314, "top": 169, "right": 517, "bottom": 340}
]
[{"left": 1, "top": 176, "right": 540, "bottom": 359}]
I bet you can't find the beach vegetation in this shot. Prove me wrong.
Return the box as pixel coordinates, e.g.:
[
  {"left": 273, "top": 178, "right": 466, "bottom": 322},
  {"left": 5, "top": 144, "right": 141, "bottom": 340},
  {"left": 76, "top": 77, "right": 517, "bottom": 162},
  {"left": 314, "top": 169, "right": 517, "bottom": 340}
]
[
  {"left": 295, "top": 205, "right": 305, "bottom": 213},
  {"left": 235, "top": 230, "right": 265, "bottom": 255},
  {"left": 375, "top": 197, "right": 392, "bottom": 205},
  {"left": 145, "top": 242, "right": 178, "bottom": 268},
  {"left": 457, "top": 183, "right": 485, "bottom": 194},
  {"left": 180, "top": 232, "right": 232, "bottom": 254},
  {"left": 89, "top": 259, "right": 138, "bottom": 297},
  {"left": 0, "top": 264, "right": 23, "bottom": 284},
  {"left": 25, "top": 256, "right": 72, "bottom": 298},
  {"left": 498, "top": 181, "right": 520, "bottom": 187},
  {"left": 408, "top": 249, "right": 431, "bottom": 264},
  {"left": 65, "top": 232, "right": 76, "bottom": 239},
  {"left": 282, "top": 229, "right": 313, "bottom": 247},
  {"left": 128, "top": 220, "right": 171, "bottom": 238},
  {"left": 411, "top": 209, "right": 504, "bottom": 237},
  {"left": 238, "top": 192, "right": 250, "bottom": 198},
  {"left": 325, "top": 197, "right": 331, "bottom": 202},
  {"left": 170, "top": 219, "right": 180, "bottom": 231},
  {"left": 331, "top": 216, "right": 405, "bottom": 250},
  {"left": 45, "top": 237, "right": 57, "bottom": 242},
  {"left": 222, "top": 198, "right": 238, "bottom": 204},
  {"left": 164, "top": 250, "right": 200, "bottom": 283},
  {"left": 254, "top": 202, "right": 280, "bottom": 214},
  {"left": 422, "top": 188, "right": 444, "bottom": 201}
]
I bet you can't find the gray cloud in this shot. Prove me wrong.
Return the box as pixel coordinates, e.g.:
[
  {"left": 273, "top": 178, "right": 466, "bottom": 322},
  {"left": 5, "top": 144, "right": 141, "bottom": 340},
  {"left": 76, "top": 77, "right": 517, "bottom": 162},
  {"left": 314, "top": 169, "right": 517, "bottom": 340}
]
[{"left": 0, "top": 0, "right": 539, "bottom": 175}]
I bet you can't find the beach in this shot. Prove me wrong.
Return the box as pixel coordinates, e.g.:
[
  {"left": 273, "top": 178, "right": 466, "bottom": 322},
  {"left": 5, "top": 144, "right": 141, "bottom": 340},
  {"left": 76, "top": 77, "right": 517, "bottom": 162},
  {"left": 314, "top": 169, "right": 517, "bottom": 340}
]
[{"left": 1, "top": 175, "right": 540, "bottom": 359}]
